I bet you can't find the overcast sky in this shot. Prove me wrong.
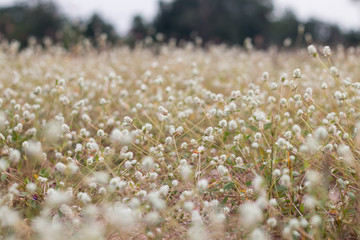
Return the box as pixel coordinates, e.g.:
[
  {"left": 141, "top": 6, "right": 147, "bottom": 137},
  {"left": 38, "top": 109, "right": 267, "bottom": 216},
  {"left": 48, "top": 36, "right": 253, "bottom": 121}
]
[{"left": 0, "top": 0, "right": 359, "bottom": 34}]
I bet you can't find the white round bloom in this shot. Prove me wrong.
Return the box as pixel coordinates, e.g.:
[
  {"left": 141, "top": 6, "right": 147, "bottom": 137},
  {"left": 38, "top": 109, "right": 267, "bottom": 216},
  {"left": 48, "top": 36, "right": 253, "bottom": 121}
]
[
  {"left": 55, "top": 162, "right": 67, "bottom": 173},
  {"left": 228, "top": 120, "right": 238, "bottom": 131},
  {"left": 262, "top": 72, "right": 269, "bottom": 82},
  {"left": 219, "top": 119, "right": 227, "bottom": 128},
  {"left": 77, "top": 192, "right": 91, "bottom": 204},
  {"left": 9, "top": 149, "right": 21, "bottom": 163},
  {"left": 292, "top": 68, "right": 301, "bottom": 78},
  {"left": 172, "top": 180, "right": 179, "bottom": 186},
  {"left": 142, "top": 156, "right": 154, "bottom": 171},
  {"left": 310, "top": 215, "right": 322, "bottom": 227},
  {"left": 110, "top": 128, "right": 133, "bottom": 145},
  {"left": 196, "top": 179, "right": 208, "bottom": 193},
  {"left": 323, "top": 46, "right": 331, "bottom": 57},
  {"left": 307, "top": 44, "right": 317, "bottom": 56},
  {"left": 26, "top": 182, "right": 37, "bottom": 193},
  {"left": 239, "top": 202, "right": 263, "bottom": 230}
]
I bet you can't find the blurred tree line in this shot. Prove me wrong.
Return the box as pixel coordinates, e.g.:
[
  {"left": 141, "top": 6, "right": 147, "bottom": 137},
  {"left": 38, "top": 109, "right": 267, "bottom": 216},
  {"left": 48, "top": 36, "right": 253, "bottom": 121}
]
[
  {"left": 0, "top": 0, "right": 359, "bottom": 48},
  {"left": 0, "top": 0, "right": 118, "bottom": 48},
  {"left": 131, "top": 0, "right": 360, "bottom": 47}
]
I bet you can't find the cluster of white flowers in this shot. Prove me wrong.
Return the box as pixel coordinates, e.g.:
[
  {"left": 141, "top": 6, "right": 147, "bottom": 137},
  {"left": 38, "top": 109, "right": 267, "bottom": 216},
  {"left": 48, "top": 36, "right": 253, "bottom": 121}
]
[{"left": 0, "top": 41, "right": 357, "bottom": 239}]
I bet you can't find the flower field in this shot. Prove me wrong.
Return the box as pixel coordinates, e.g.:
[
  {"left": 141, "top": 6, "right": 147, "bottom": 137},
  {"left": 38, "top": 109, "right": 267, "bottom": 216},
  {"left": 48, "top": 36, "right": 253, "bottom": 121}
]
[{"left": 0, "top": 41, "right": 359, "bottom": 239}]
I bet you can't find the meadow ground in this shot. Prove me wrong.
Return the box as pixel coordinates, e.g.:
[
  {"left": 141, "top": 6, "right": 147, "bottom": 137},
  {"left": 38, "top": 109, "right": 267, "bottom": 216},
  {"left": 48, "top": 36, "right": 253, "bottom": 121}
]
[{"left": 0, "top": 41, "right": 359, "bottom": 239}]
